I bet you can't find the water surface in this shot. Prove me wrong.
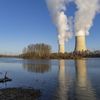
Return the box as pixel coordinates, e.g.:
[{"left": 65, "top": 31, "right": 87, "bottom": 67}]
[{"left": 0, "top": 58, "right": 100, "bottom": 100}]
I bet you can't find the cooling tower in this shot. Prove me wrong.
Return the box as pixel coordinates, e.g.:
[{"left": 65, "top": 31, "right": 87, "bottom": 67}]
[
  {"left": 75, "top": 36, "right": 87, "bottom": 52},
  {"left": 58, "top": 44, "right": 65, "bottom": 53}
]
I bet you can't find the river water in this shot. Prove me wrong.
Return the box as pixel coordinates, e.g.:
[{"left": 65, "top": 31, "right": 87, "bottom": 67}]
[{"left": 0, "top": 58, "right": 100, "bottom": 100}]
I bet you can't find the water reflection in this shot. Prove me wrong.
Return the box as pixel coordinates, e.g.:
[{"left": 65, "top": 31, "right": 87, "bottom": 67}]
[
  {"left": 75, "top": 59, "right": 96, "bottom": 100},
  {"left": 0, "top": 58, "right": 99, "bottom": 100},
  {"left": 55, "top": 60, "right": 69, "bottom": 100},
  {"left": 23, "top": 60, "right": 51, "bottom": 73}
]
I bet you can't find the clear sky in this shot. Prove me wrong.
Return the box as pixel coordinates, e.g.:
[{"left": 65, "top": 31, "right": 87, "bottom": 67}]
[{"left": 0, "top": 0, "right": 100, "bottom": 54}]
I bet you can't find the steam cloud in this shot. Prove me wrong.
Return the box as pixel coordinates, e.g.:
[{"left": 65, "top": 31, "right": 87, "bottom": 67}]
[
  {"left": 46, "top": 0, "right": 72, "bottom": 45},
  {"left": 75, "top": 0, "right": 100, "bottom": 36},
  {"left": 46, "top": 0, "right": 100, "bottom": 42}
]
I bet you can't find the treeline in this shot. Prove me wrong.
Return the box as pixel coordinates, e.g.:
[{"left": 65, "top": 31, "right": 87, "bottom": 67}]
[
  {"left": 50, "top": 51, "right": 100, "bottom": 59},
  {"left": 20, "top": 43, "right": 100, "bottom": 59},
  {"left": 21, "top": 43, "right": 51, "bottom": 59},
  {"left": 0, "top": 54, "right": 19, "bottom": 58},
  {"left": 0, "top": 43, "right": 100, "bottom": 59}
]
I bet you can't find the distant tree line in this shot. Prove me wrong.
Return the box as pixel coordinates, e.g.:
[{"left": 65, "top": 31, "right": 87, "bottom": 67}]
[
  {"left": 21, "top": 43, "right": 51, "bottom": 59},
  {"left": 0, "top": 45, "right": 100, "bottom": 59},
  {"left": 18, "top": 43, "right": 100, "bottom": 59},
  {"left": 49, "top": 51, "right": 100, "bottom": 59}
]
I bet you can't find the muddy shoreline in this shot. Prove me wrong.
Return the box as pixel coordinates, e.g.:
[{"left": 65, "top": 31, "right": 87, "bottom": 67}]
[{"left": 0, "top": 88, "right": 41, "bottom": 100}]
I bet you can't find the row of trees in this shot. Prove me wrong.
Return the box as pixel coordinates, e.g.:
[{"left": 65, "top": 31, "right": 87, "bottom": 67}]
[
  {"left": 20, "top": 43, "right": 100, "bottom": 59},
  {"left": 21, "top": 43, "right": 51, "bottom": 59}
]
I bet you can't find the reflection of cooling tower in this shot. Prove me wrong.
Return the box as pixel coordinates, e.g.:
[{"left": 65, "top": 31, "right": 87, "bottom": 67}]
[
  {"left": 75, "top": 59, "right": 87, "bottom": 86},
  {"left": 59, "top": 60, "right": 65, "bottom": 81},
  {"left": 58, "top": 44, "right": 65, "bottom": 53},
  {"left": 75, "top": 36, "right": 87, "bottom": 52},
  {"left": 75, "top": 59, "right": 96, "bottom": 100},
  {"left": 55, "top": 60, "right": 69, "bottom": 100}
]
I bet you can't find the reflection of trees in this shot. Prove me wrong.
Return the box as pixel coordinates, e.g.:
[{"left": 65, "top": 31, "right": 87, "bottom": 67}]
[
  {"left": 23, "top": 60, "right": 51, "bottom": 73},
  {"left": 75, "top": 59, "right": 96, "bottom": 100},
  {"left": 55, "top": 60, "right": 69, "bottom": 100}
]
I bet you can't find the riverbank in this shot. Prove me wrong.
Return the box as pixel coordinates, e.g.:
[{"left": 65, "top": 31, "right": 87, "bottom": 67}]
[
  {"left": 20, "top": 52, "right": 100, "bottom": 59},
  {"left": 0, "top": 88, "right": 41, "bottom": 100},
  {"left": 0, "top": 51, "right": 100, "bottom": 59}
]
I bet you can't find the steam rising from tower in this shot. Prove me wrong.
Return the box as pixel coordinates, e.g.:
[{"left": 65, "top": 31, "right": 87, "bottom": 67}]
[
  {"left": 46, "top": 0, "right": 100, "bottom": 52},
  {"left": 74, "top": 0, "right": 100, "bottom": 51},
  {"left": 46, "top": 0, "right": 72, "bottom": 53}
]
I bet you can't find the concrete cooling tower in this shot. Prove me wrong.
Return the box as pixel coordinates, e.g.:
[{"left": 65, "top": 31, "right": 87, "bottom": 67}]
[
  {"left": 75, "top": 36, "right": 87, "bottom": 52},
  {"left": 58, "top": 44, "right": 65, "bottom": 53}
]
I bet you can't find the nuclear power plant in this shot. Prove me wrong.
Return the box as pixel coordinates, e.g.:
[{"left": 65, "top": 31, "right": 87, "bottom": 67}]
[
  {"left": 75, "top": 35, "right": 87, "bottom": 52},
  {"left": 58, "top": 35, "right": 87, "bottom": 53},
  {"left": 46, "top": 0, "right": 100, "bottom": 53}
]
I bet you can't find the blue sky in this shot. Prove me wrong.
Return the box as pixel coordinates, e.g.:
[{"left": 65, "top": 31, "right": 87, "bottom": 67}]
[{"left": 0, "top": 0, "right": 100, "bottom": 54}]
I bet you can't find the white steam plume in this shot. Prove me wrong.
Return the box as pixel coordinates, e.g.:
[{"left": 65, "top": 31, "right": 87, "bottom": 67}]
[
  {"left": 46, "top": 0, "right": 72, "bottom": 45},
  {"left": 75, "top": 0, "right": 100, "bottom": 36}
]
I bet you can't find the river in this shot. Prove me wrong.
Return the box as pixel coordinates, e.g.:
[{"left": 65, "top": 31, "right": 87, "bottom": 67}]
[{"left": 0, "top": 58, "right": 100, "bottom": 100}]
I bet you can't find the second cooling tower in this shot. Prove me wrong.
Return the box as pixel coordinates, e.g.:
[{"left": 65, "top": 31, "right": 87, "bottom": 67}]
[
  {"left": 75, "top": 36, "right": 87, "bottom": 52},
  {"left": 58, "top": 44, "right": 65, "bottom": 53}
]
